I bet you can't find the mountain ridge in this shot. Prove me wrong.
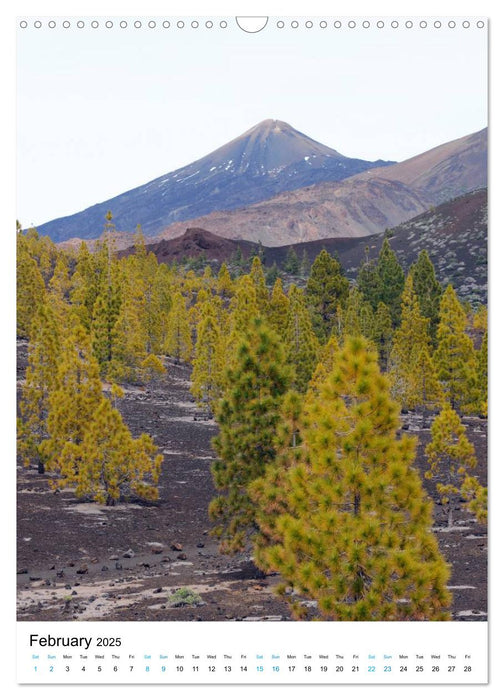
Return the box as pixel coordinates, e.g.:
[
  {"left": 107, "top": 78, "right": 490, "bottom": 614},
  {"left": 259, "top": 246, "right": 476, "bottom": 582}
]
[
  {"left": 152, "top": 128, "right": 487, "bottom": 247},
  {"left": 33, "top": 119, "right": 394, "bottom": 243}
]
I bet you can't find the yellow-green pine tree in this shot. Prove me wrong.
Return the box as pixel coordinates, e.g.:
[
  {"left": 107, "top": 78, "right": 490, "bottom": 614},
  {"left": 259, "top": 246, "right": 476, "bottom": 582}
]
[
  {"left": 73, "top": 397, "right": 162, "bottom": 505},
  {"left": 425, "top": 405, "right": 479, "bottom": 528},
  {"left": 248, "top": 389, "right": 304, "bottom": 571},
  {"left": 251, "top": 336, "right": 451, "bottom": 621},
  {"left": 16, "top": 236, "right": 47, "bottom": 338},
  {"left": 190, "top": 300, "right": 225, "bottom": 412},
  {"left": 308, "top": 336, "right": 340, "bottom": 395},
  {"left": 389, "top": 275, "right": 441, "bottom": 410},
  {"left": 69, "top": 242, "right": 98, "bottom": 331},
  {"left": 217, "top": 262, "right": 234, "bottom": 298},
  {"left": 434, "top": 285, "right": 478, "bottom": 412},
  {"left": 460, "top": 473, "right": 487, "bottom": 524},
  {"left": 267, "top": 277, "right": 290, "bottom": 341},
  {"left": 18, "top": 303, "right": 60, "bottom": 472},
  {"left": 42, "top": 323, "right": 104, "bottom": 479},
  {"left": 48, "top": 252, "right": 72, "bottom": 323},
  {"left": 165, "top": 290, "right": 192, "bottom": 362},
  {"left": 109, "top": 283, "right": 148, "bottom": 382},
  {"left": 286, "top": 285, "right": 319, "bottom": 392},
  {"left": 250, "top": 256, "right": 269, "bottom": 314},
  {"left": 226, "top": 274, "right": 260, "bottom": 363},
  {"left": 476, "top": 330, "right": 487, "bottom": 416},
  {"left": 342, "top": 287, "right": 375, "bottom": 341}
]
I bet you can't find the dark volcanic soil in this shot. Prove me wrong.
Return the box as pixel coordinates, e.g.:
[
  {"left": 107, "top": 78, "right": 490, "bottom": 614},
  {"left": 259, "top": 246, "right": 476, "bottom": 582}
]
[{"left": 16, "top": 341, "right": 487, "bottom": 623}]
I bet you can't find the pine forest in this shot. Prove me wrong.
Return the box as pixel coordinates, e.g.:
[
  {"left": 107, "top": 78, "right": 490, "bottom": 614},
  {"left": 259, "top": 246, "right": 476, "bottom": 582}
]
[{"left": 16, "top": 215, "right": 487, "bottom": 622}]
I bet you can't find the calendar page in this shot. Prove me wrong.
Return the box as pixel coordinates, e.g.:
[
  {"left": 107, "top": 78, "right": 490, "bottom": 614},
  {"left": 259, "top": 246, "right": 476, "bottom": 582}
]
[{"left": 15, "top": 2, "right": 489, "bottom": 688}]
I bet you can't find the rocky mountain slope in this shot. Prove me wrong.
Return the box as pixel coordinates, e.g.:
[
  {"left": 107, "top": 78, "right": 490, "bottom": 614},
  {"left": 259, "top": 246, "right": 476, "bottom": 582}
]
[
  {"left": 354, "top": 128, "right": 487, "bottom": 205},
  {"left": 155, "top": 129, "right": 487, "bottom": 247},
  {"left": 135, "top": 188, "right": 487, "bottom": 305}
]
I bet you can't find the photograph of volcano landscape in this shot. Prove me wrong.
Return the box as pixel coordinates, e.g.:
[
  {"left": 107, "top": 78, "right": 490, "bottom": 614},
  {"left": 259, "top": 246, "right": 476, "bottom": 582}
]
[{"left": 16, "top": 18, "right": 487, "bottom": 623}]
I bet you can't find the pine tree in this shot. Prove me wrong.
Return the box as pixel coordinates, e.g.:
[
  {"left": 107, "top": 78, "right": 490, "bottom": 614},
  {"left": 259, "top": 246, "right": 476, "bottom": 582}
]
[
  {"left": 69, "top": 241, "right": 99, "bottom": 331},
  {"left": 140, "top": 354, "right": 167, "bottom": 383},
  {"left": 120, "top": 232, "right": 170, "bottom": 358},
  {"left": 433, "top": 285, "right": 478, "bottom": 412},
  {"left": 165, "top": 291, "right": 192, "bottom": 362},
  {"left": 42, "top": 323, "right": 104, "bottom": 472},
  {"left": 230, "top": 246, "right": 246, "bottom": 273},
  {"left": 17, "top": 235, "right": 47, "bottom": 338},
  {"left": 41, "top": 322, "right": 162, "bottom": 503},
  {"left": 248, "top": 390, "right": 304, "bottom": 570},
  {"left": 476, "top": 330, "right": 488, "bottom": 416},
  {"left": 267, "top": 278, "right": 290, "bottom": 340},
  {"left": 305, "top": 250, "right": 349, "bottom": 341},
  {"left": 48, "top": 253, "right": 72, "bottom": 323},
  {"left": 342, "top": 287, "right": 375, "bottom": 341},
  {"left": 209, "top": 318, "right": 291, "bottom": 553},
  {"left": 425, "top": 405, "right": 478, "bottom": 528},
  {"left": 371, "top": 302, "right": 393, "bottom": 371},
  {"left": 70, "top": 398, "right": 162, "bottom": 505},
  {"left": 251, "top": 336, "right": 451, "bottom": 621},
  {"left": 342, "top": 287, "right": 364, "bottom": 337},
  {"left": 18, "top": 303, "right": 61, "bottom": 472},
  {"left": 91, "top": 278, "right": 122, "bottom": 374},
  {"left": 389, "top": 275, "right": 442, "bottom": 410},
  {"left": 410, "top": 249, "right": 442, "bottom": 340},
  {"left": 357, "top": 257, "right": 381, "bottom": 311},
  {"left": 376, "top": 238, "right": 405, "bottom": 326},
  {"left": 217, "top": 262, "right": 234, "bottom": 297},
  {"left": 460, "top": 473, "right": 487, "bottom": 524},
  {"left": 286, "top": 285, "right": 319, "bottom": 392},
  {"left": 109, "top": 285, "right": 148, "bottom": 382},
  {"left": 284, "top": 246, "right": 300, "bottom": 275},
  {"left": 228, "top": 274, "right": 259, "bottom": 336},
  {"left": 250, "top": 256, "right": 269, "bottom": 314},
  {"left": 18, "top": 224, "right": 59, "bottom": 285},
  {"left": 190, "top": 300, "right": 225, "bottom": 412},
  {"left": 308, "top": 336, "right": 340, "bottom": 394}
]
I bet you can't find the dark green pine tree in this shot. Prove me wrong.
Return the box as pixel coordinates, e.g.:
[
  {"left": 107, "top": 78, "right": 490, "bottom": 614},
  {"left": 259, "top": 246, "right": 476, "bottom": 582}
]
[
  {"left": 305, "top": 249, "right": 349, "bottom": 341},
  {"left": 284, "top": 246, "right": 300, "bottom": 275},
  {"left": 357, "top": 258, "right": 381, "bottom": 312},
  {"left": 376, "top": 238, "right": 405, "bottom": 326},
  {"left": 209, "top": 318, "right": 291, "bottom": 554},
  {"left": 410, "top": 249, "right": 442, "bottom": 340}
]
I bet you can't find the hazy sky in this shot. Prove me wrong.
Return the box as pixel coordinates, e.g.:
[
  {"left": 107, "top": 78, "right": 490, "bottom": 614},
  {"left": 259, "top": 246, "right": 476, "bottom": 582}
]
[{"left": 17, "top": 17, "right": 487, "bottom": 226}]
